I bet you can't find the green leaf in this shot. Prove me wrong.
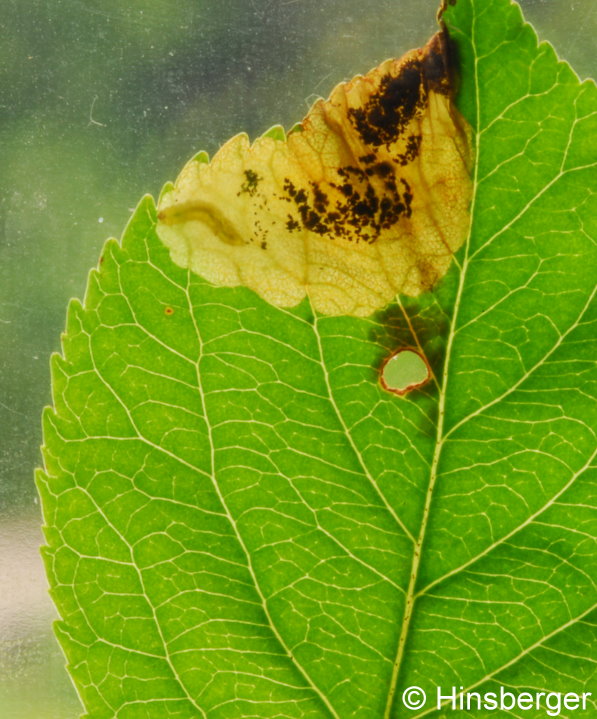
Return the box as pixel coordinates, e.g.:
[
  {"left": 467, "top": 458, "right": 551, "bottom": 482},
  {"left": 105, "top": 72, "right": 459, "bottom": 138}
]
[{"left": 38, "top": 0, "right": 596, "bottom": 717}]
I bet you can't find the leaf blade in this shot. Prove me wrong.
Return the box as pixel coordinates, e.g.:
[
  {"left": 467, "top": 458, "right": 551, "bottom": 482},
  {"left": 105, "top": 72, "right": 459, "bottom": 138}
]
[{"left": 39, "top": 1, "right": 597, "bottom": 717}]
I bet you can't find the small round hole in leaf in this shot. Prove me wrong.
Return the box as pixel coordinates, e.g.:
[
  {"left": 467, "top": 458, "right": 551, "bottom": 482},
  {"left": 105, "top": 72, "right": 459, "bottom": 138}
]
[{"left": 380, "top": 348, "right": 430, "bottom": 396}]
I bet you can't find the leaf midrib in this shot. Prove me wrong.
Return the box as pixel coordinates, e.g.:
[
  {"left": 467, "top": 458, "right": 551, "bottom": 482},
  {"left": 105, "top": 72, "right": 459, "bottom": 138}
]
[
  {"left": 382, "top": 6, "right": 483, "bottom": 716},
  {"left": 70, "top": 11, "right": 594, "bottom": 717},
  {"left": 382, "top": 7, "right": 597, "bottom": 715},
  {"left": 381, "top": 228, "right": 476, "bottom": 717}
]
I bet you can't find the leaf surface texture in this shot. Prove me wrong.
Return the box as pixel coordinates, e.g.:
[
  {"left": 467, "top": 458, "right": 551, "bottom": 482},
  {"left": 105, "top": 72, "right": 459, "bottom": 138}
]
[{"left": 39, "top": 0, "right": 597, "bottom": 716}]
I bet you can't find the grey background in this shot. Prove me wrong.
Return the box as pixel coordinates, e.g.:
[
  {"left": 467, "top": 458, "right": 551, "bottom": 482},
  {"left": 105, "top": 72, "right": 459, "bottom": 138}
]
[{"left": 0, "top": 1, "right": 594, "bottom": 716}]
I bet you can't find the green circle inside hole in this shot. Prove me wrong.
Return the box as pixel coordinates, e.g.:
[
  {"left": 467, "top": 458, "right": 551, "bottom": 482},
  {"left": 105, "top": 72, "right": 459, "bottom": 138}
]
[{"left": 381, "top": 349, "right": 430, "bottom": 394}]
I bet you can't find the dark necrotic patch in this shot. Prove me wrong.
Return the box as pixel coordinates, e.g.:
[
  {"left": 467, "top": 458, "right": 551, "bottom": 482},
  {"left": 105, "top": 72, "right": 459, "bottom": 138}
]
[
  {"left": 373, "top": 161, "right": 393, "bottom": 177},
  {"left": 348, "top": 60, "right": 425, "bottom": 148},
  {"left": 281, "top": 161, "right": 414, "bottom": 244},
  {"left": 286, "top": 215, "right": 300, "bottom": 231},
  {"left": 421, "top": 32, "right": 451, "bottom": 94},
  {"left": 238, "top": 169, "right": 262, "bottom": 197},
  {"left": 396, "top": 134, "right": 422, "bottom": 166},
  {"left": 283, "top": 179, "right": 330, "bottom": 235}
]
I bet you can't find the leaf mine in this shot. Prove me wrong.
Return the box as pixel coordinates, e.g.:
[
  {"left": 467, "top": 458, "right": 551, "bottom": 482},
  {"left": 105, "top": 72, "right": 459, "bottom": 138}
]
[{"left": 157, "top": 30, "right": 473, "bottom": 317}]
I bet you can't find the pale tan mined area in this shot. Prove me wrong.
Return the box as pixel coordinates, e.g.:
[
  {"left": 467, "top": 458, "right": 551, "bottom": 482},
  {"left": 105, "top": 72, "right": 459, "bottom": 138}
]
[{"left": 157, "top": 31, "right": 472, "bottom": 317}]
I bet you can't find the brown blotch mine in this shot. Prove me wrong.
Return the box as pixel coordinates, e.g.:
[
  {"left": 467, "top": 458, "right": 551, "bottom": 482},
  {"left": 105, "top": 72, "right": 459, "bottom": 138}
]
[{"left": 156, "top": 27, "right": 473, "bottom": 317}]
